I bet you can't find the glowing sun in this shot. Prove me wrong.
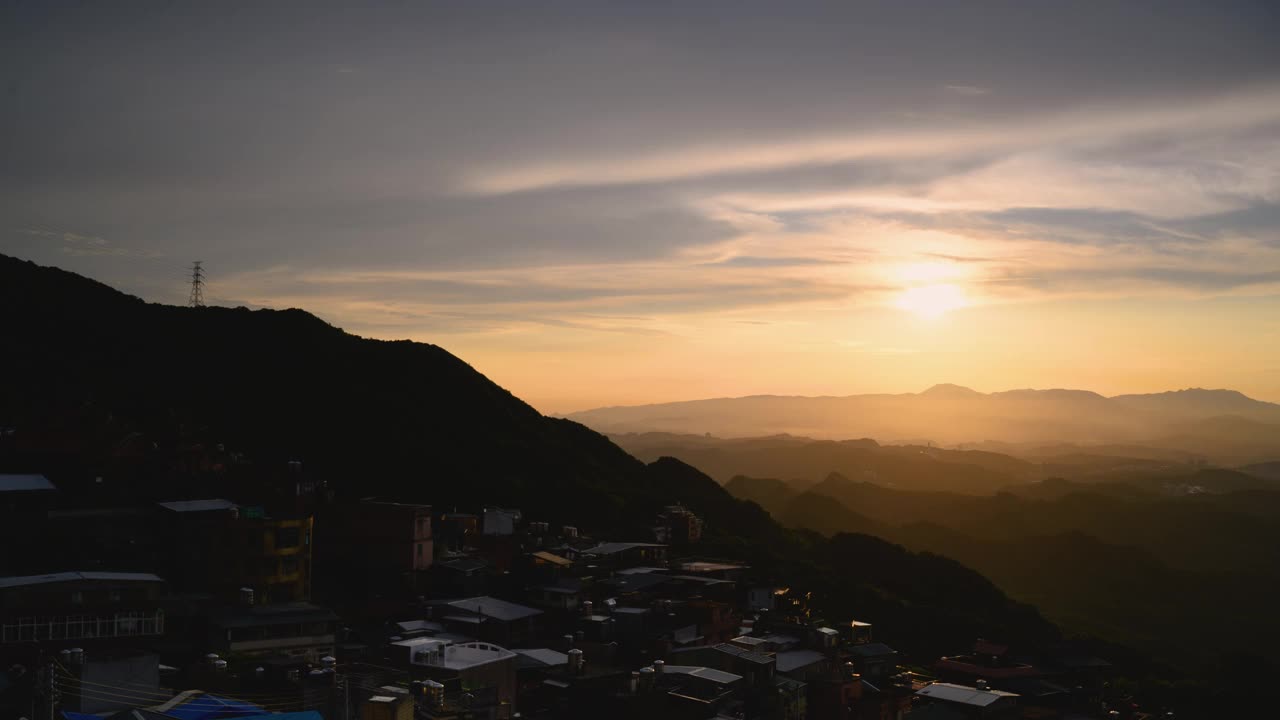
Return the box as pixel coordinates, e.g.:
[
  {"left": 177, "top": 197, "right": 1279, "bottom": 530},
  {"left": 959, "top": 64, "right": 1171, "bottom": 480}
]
[{"left": 894, "top": 283, "right": 969, "bottom": 318}]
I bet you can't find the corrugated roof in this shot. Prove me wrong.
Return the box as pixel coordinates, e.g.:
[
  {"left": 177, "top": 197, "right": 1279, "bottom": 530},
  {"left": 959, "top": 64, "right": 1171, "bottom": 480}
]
[
  {"left": 583, "top": 542, "right": 666, "bottom": 556},
  {"left": 0, "top": 571, "right": 164, "bottom": 589},
  {"left": 775, "top": 649, "right": 826, "bottom": 673},
  {"left": 662, "top": 665, "right": 743, "bottom": 685},
  {"left": 849, "top": 642, "right": 896, "bottom": 657},
  {"left": 916, "top": 682, "right": 1019, "bottom": 707},
  {"left": 447, "top": 596, "right": 542, "bottom": 622},
  {"left": 157, "top": 499, "right": 236, "bottom": 513},
  {"left": 708, "top": 643, "right": 774, "bottom": 665},
  {"left": 530, "top": 550, "right": 572, "bottom": 566},
  {"left": 395, "top": 619, "right": 445, "bottom": 634},
  {"left": 602, "top": 572, "right": 671, "bottom": 593},
  {"left": 514, "top": 648, "right": 569, "bottom": 667},
  {"left": 0, "top": 474, "right": 55, "bottom": 492},
  {"left": 214, "top": 602, "right": 338, "bottom": 629},
  {"left": 678, "top": 561, "right": 746, "bottom": 573}
]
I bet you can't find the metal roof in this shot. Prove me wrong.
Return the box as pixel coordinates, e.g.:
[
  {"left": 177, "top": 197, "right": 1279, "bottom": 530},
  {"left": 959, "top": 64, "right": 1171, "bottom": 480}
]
[
  {"left": 391, "top": 637, "right": 451, "bottom": 650},
  {"left": 157, "top": 499, "right": 236, "bottom": 513},
  {"left": 513, "top": 648, "right": 569, "bottom": 667},
  {"left": 602, "top": 572, "right": 671, "bottom": 593},
  {"left": 775, "top": 649, "right": 826, "bottom": 673},
  {"left": 430, "top": 641, "right": 517, "bottom": 670},
  {"left": 214, "top": 603, "right": 338, "bottom": 629},
  {"left": 678, "top": 561, "right": 746, "bottom": 573},
  {"left": 447, "top": 596, "right": 542, "bottom": 622},
  {"left": 662, "top": 665, "right": 743, "bottom": 685},
  {"left": 0, "top": 473, "right": 55, "bottom": 492},
  {"left": 708, "top": 643, "right": 774, "bottom": 665},
  {"left": 439, "top": 557, "right": 490, "bottom": 573},
  {"left": 395, "top": 619, "right": 445, "bottom": 634},
  {"left": 756, "top": 632, "right": 801, "bottom": 648},
  {"left": 583, "top": 542, "right": 666, "bottom": 556},
  {"left": 848, "top": 642, "right": 897, "bottom": 657},
  {"left": 529, "top": 550, "right": 572, "bottom": 566},
  {"left": 916, "top": 682, "right": 1019, "bottom": 707},
  {"left": 0, "top": 571, "right": 164, "bottom": 589}
]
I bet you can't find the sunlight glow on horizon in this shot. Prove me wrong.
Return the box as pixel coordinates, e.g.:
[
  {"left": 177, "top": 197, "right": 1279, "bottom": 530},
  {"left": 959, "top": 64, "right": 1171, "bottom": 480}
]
[{"left": 894, "top": 284, "right": 970, "bottom": 319}]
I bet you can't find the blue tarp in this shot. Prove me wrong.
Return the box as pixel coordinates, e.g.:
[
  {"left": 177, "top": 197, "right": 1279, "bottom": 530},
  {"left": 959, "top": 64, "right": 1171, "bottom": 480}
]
[
  {"left": 165, "top": 694, "right": 264, "bottom": 720},
  {"left": 237, "top": 713, "right": 323, "bottom": 720},
  {"left": 62, "top": 712, "right": 104, "bottom": 720}
]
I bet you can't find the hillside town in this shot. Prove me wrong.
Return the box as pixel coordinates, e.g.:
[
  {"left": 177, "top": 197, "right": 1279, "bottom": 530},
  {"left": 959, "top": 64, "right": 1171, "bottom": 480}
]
[{"left": 2, "top": 459, "right": 1132, "bottom": 720}]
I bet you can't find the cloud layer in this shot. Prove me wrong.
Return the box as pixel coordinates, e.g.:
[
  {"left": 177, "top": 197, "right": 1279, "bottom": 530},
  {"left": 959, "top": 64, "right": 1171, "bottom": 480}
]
[{"left": 2, "top": 1, "right": 1278, "bottom": 407}]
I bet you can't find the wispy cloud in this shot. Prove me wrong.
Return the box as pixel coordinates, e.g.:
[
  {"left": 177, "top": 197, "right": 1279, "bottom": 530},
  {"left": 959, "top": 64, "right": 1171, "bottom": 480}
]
[
  {"left": 943, "top": 84, "right": 991, "bottom": 96},
  {"left": 17, "top": 227, "right": 151, "bottom": 257},
  {"left": 462, "top": 85, "right": 1280, "bottom": 195}
]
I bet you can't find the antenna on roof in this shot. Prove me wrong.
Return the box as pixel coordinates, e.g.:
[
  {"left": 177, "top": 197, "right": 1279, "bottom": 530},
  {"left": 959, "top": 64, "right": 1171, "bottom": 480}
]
[{"left": 188, "top": 261, "right": 205, "bottom": 308}]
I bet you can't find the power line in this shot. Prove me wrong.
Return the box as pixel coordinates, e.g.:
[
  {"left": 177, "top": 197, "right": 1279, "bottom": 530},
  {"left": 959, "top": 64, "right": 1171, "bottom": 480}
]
[{"left": 189, "top": 260, "right": 205, "bottom": 308}]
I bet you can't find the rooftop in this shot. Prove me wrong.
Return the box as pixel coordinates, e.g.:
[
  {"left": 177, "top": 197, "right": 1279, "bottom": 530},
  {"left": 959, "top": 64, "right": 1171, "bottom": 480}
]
[
  {"left": 214, "top": 602, "right": 338, "bottom": 629},
  {"left": 916, "top": 682, "right": 1019, "bottom": 707},
  {"left": 157, "top": 498, "right": 237, "bottom": 513},
  {"left": 445, "top": 596, "right": 542, "bottom": 622},
  {"left": 419, "top": 641, "right": 517, "bottom": 671},
  {"left": 438, "top": 557, "right": 490, "bottom": 573},
  {"left": 701, "top": 643, "right": 775, "bottom": 666},
  {"left": 583, "top": 542, "right": 666, "bottom": 556},
  {"left": 615, "top": 566, "right": 667, "bottom": 575},
  {"left": 513, "top": 648, "right": 569, "bottom": 667},
  {"left": 392, "top": 637, "right": 452, "bottom": 650},
  {"left": 775, "top": 649, "right": 827, "bottom": 673},
  {"left": 0, "top": 473, "right": 55, "bottom": 492},
  {"left": 0, "top": 571, "right": 164, "bottom": 589},
  {"left": 756, "top": 633, "right": 801, "bottom": 649},
  {"left": 848, "top": 642, "right": 897, "bottom": 658},
  {"left": 395, "top": 619, "right": 445, "bottom": 634},
  {"left": 603, "top": 572, "right": 671, "bottom": 593},
  {"left": 529, "top": 550, "right": 572, "bottom": 566},
  {"left": 662, "top": 665, "right": 743, "bottom": 685},
  {"left": 678, "top": 561, "right": 746, "bottom": 574}
]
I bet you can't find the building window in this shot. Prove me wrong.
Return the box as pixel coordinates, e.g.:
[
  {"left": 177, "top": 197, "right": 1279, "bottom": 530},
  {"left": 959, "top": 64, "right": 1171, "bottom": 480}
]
[
  {"left": 416, "top": 543, "right": 423, "bottom": 558},
  {"left": 281, "top": 556, "right": 299, "bottom": 576},
  {"left": 275, "top": 527, "right": 300, "bottom": 549}
]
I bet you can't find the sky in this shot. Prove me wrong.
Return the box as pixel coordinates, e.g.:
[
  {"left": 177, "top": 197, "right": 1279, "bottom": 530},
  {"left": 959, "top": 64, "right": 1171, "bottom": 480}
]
[{"left": 3, "top": 1, "right": 1279, "bottom": 413}]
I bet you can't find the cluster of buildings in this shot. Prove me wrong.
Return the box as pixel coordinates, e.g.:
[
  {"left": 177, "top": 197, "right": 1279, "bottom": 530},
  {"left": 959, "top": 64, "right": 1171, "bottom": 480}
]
[{"left": 1, "top": 468, "right": 1125, "bottom": 720}]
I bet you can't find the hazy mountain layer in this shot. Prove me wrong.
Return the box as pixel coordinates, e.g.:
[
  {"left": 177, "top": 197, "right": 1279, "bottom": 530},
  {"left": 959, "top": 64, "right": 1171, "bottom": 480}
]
[
  {"left": 725, "top": 472, "right": 1280, "bottom": 672},
  {"left": 569, "top": 384, "right": 1280, "bottom": 464}
]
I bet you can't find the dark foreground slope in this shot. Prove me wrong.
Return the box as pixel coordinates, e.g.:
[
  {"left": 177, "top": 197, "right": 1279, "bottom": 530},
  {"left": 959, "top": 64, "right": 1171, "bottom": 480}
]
[{"left": 0, "top": 253, "right": 1056, "bottom": 662}]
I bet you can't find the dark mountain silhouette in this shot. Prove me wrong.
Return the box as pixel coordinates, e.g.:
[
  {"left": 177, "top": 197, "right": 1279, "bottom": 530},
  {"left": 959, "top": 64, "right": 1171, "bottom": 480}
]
[
  {"left": 568, "top": 384, "right": 1280, "bottom": 464},
  {"left": 0, "top": 253, "right": 1056, "bottom": 659}
]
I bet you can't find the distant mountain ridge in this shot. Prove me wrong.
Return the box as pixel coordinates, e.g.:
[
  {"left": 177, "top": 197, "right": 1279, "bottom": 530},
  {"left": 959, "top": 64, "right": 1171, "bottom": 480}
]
[{"left": 567, "top": 384, "right": 1280, "bottom": 464}]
